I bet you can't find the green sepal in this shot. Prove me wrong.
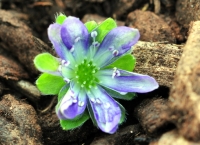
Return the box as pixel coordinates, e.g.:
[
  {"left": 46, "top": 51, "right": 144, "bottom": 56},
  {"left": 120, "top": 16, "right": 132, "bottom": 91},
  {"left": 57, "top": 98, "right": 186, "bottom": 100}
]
[
  {"left": 85, "top": 21, "right": 98, "bottom": 33},
  {"left": 56, "top": 85, "right": 90, "bottom": 130},
  {"left": 103, "top": 87, "right": 136, "bottom": 100},
  {"left": 56, "top": 13, "right": 67, "bottom": 24},
  {"left": 94, "top": 18, "right": 117, "bottom": 43},
  {"left": 118, "top": 103, "right": 126, "bottom": 124},
  {"left": 34, "top": 53, "right": 60, "bottom": 72},
  {"left": 105, "top": 54, "right": 136, "bottom": 72},
  {"left": 36, "top": 73, "right": 65, "bottom": 95},
  {"left": 60, "top": 111, "right": 90, "bottom": 130}
]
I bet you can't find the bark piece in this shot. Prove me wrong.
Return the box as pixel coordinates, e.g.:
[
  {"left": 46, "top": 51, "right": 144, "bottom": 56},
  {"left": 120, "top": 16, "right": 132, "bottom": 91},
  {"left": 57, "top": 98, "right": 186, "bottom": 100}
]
[
  {"left": 0, "top": 53, "right": 29, "bottom": 80},
  {"left": 176, "top": 0, "right": 200, "bottom": 29},
  {"left": 7, "top": 80, "right": 41, "bottom": 102},
  {"left": 168, "top": 21, "right": 200, "bottom": 141},
  {"left": 150, "top": 130, "right": 200, "bottom": 145},
  {"left": 134, "top": 97, "right": 169, "bottom": 134},
  {"left": 0, "top": 94, "right": 42, "bottom": 144},
  {"left": 132, "top": 41, "right": 183, "bottom": 87},
  {"left": 126, "top": 10, "right": 176, "bottom": 43},
  {"left": 90, "top": 125, "right": 143, "bottom": 145},
  {"left": 0, "top": 10, "right": 55, "bottom": 76}
]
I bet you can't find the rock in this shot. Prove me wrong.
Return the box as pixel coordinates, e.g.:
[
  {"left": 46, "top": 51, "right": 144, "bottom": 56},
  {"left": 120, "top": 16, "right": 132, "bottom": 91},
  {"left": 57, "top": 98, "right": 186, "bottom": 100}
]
[
  {"left": 0, "top": 10, "right": 55, "bottom": 76},
  {"left": 176, "top": 0, "right": 200, "bottom": 29},
  {"left": 0, "top": 94, "right": 42, "bottom": 144},
  {"left": 126, "top": 10, "right": 176, "bottom": 43},
  {"left": 134, "top": 97, "right": 169, "bottom": 134},
  {"left": 150, "top": 130, "right": 200, "bottom": 145},
  {"left": 168, "top": 21, "right": 200, "bottom": 141}
]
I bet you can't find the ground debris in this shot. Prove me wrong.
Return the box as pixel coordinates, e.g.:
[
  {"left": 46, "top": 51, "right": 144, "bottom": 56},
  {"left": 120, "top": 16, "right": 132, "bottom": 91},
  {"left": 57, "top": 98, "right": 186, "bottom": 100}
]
[
  {"left": 167, "top": 21, "right": 200, "bottom": 141},
  {"left": 133, "top": 41, "right": 182, "bottom": 87},
  {"left": 0, "top": 94, "right": 42, "bottom": 145}
]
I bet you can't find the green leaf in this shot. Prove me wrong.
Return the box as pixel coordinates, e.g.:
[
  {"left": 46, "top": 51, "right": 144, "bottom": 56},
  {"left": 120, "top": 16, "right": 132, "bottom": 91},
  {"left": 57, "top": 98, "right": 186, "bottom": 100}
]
[
  {"left": 56, "top": 13, "right": 67, "bottom": 24},
  {"left": 85, "top": 21, "right": 98, "bottom": 33},
  {"left": 36, "top": 73, "right": 65, "bottom": 95},
  {"left": 94, "top": 18, "right": 117, "bottom": 43},
  {"left": 60, "top": 111, "right": 90, "bottom": 130},
  {"left": 103, "top": 87, "right": 136, "bottom": 100},
  {"left": 34, "top": 53, "right": 60, "bottom": 72},
  {"left": 118, "top": 103, "right": 126, "bottom": 124},
  {"left": 105, "top": 54, "right": 136, "bottom": 71}
]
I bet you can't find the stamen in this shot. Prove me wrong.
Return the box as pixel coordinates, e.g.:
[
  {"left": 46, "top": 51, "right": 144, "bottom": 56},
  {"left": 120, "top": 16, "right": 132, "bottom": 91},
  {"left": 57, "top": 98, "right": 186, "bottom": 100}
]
[
  {"left": 120, "top": 92, "right": 127, "bottom": 95},
  {"left": 92, "top": 41, "right": 100, "bottom": 47},
  {"left": 112, "top": 67, "right": 121, "bottom": 78},
  {"left": 91, "top": 31, "right": 98, "bottom": 38},
  {"left": 64, "top": 78, "right": 70, "bottom": 83},
  {"left": 58, "top": 65, "right": 62, "bottom": 72},
  {"left": 108, "top": 46, "right": 115, "bottom": 51},
  {"left": 69, "top": 90, "right": 75, "bottom": 98},
  {"left": 74, "top": 37, "right": 81, "bottom": 43},
  {"left": 70, "top": 46, "right": 74, "bottom": 52},
  {"left": 90, "top": 98, "right": 96, "bottom": 103},
  {"left": 61, "top": 60, "right": 70, "bottom": 67},
  {"left": 78, "top": 101, "right": 85, "bottom": 107},
  {"left": 72, "top": 99, "right": 77, "bottom": 103},
  {"left": 96, "top": 98, "right": 101, "bottom": 104},
  {"left": 112, "top": 50, "right": 119, "bottom": 56},
  {"left": 104, "top": 102, "right": 110, "bottom": 109}
]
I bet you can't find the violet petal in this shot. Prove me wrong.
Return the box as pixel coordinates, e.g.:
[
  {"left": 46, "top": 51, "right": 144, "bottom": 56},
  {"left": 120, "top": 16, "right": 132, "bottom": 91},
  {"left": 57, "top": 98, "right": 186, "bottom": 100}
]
[
  {"left": 94, "top": 27, "right": 140, "bottom": 67},
  {"left": 57, "top": 83, "right": 87, "bottom": 119},
  {"left": 96, "top": 69, "right": 159, "bottom": 93},
  {"left": 48, "top": 23, "right": 69, "bottom": 60},
  {"left": 87, "top": 85, "right": 121, "bottom": 134},
  {"left": 61, "top": 16, "right": 89, "bottom": 54}
]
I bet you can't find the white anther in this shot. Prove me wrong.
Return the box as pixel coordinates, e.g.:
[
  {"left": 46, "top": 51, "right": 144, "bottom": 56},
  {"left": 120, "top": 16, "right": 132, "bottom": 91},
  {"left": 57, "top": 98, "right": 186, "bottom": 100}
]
[
  {"left": 104, "top": 102, "right": 110, "bottom": 109},
  {"left": 64, "top": 78, "right": 70, "bottom": 83},
  {"left": 96, "top": 98, "right": 101, "bottom": 104},
  {"left": 112, "top": 50, "right": 119, "bottom": 56},
  {"left": 92, "top": 41, "right": 100, "bottom": 47},
  {"left": 90, "top": 98, "right": 96, "bottom": 103},
  {"left": 61, "top": 60, "right": 70, "bottom": 67},
  {"left": 74, "top": 37, "right": 81, "bottom": 43},
  {"left": 58, "top": 65, "right": 62, "bottom": 72},
  {"left": 112, "top": 67, "right": 121, "bottom": 78},
  {"left": 91, "top": 31, "right": 98, "bottom": 38},
  {"left": 120, "top": 92, "right": 127, "bottom": 95},
  {"left": 70, "top": 46, "right": 74, "bottom": 52},
  {"left": 72, "top": 99, "right": 77, "bottom": 103},
  {"left": 78, "top": 101, "right": 85, "bottom": 107},
  {"left": 69, "top": 90, "right": 75, "bottom": 98},
  {"left": 108, "top": 46, "right": 115, "bottom": 51}
]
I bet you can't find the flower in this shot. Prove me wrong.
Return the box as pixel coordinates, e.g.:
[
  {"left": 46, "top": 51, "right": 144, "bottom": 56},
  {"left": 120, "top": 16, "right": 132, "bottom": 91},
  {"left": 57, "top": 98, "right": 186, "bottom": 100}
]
[{"left": 34, "top": 15, "right": 159, "bottom": 134}]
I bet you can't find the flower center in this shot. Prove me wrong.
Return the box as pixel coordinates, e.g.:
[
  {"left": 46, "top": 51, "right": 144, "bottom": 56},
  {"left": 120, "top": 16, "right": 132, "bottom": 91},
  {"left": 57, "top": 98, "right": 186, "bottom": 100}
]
[{"left": 75, "top": 59, "right": 99, "bottom": 90}]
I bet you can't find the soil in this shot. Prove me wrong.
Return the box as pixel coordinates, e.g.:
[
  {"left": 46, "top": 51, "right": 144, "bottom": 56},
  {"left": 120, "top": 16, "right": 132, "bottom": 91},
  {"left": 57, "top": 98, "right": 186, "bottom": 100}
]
[{"left": 0, "top": 0, "right": 200, "bottom": 145}]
